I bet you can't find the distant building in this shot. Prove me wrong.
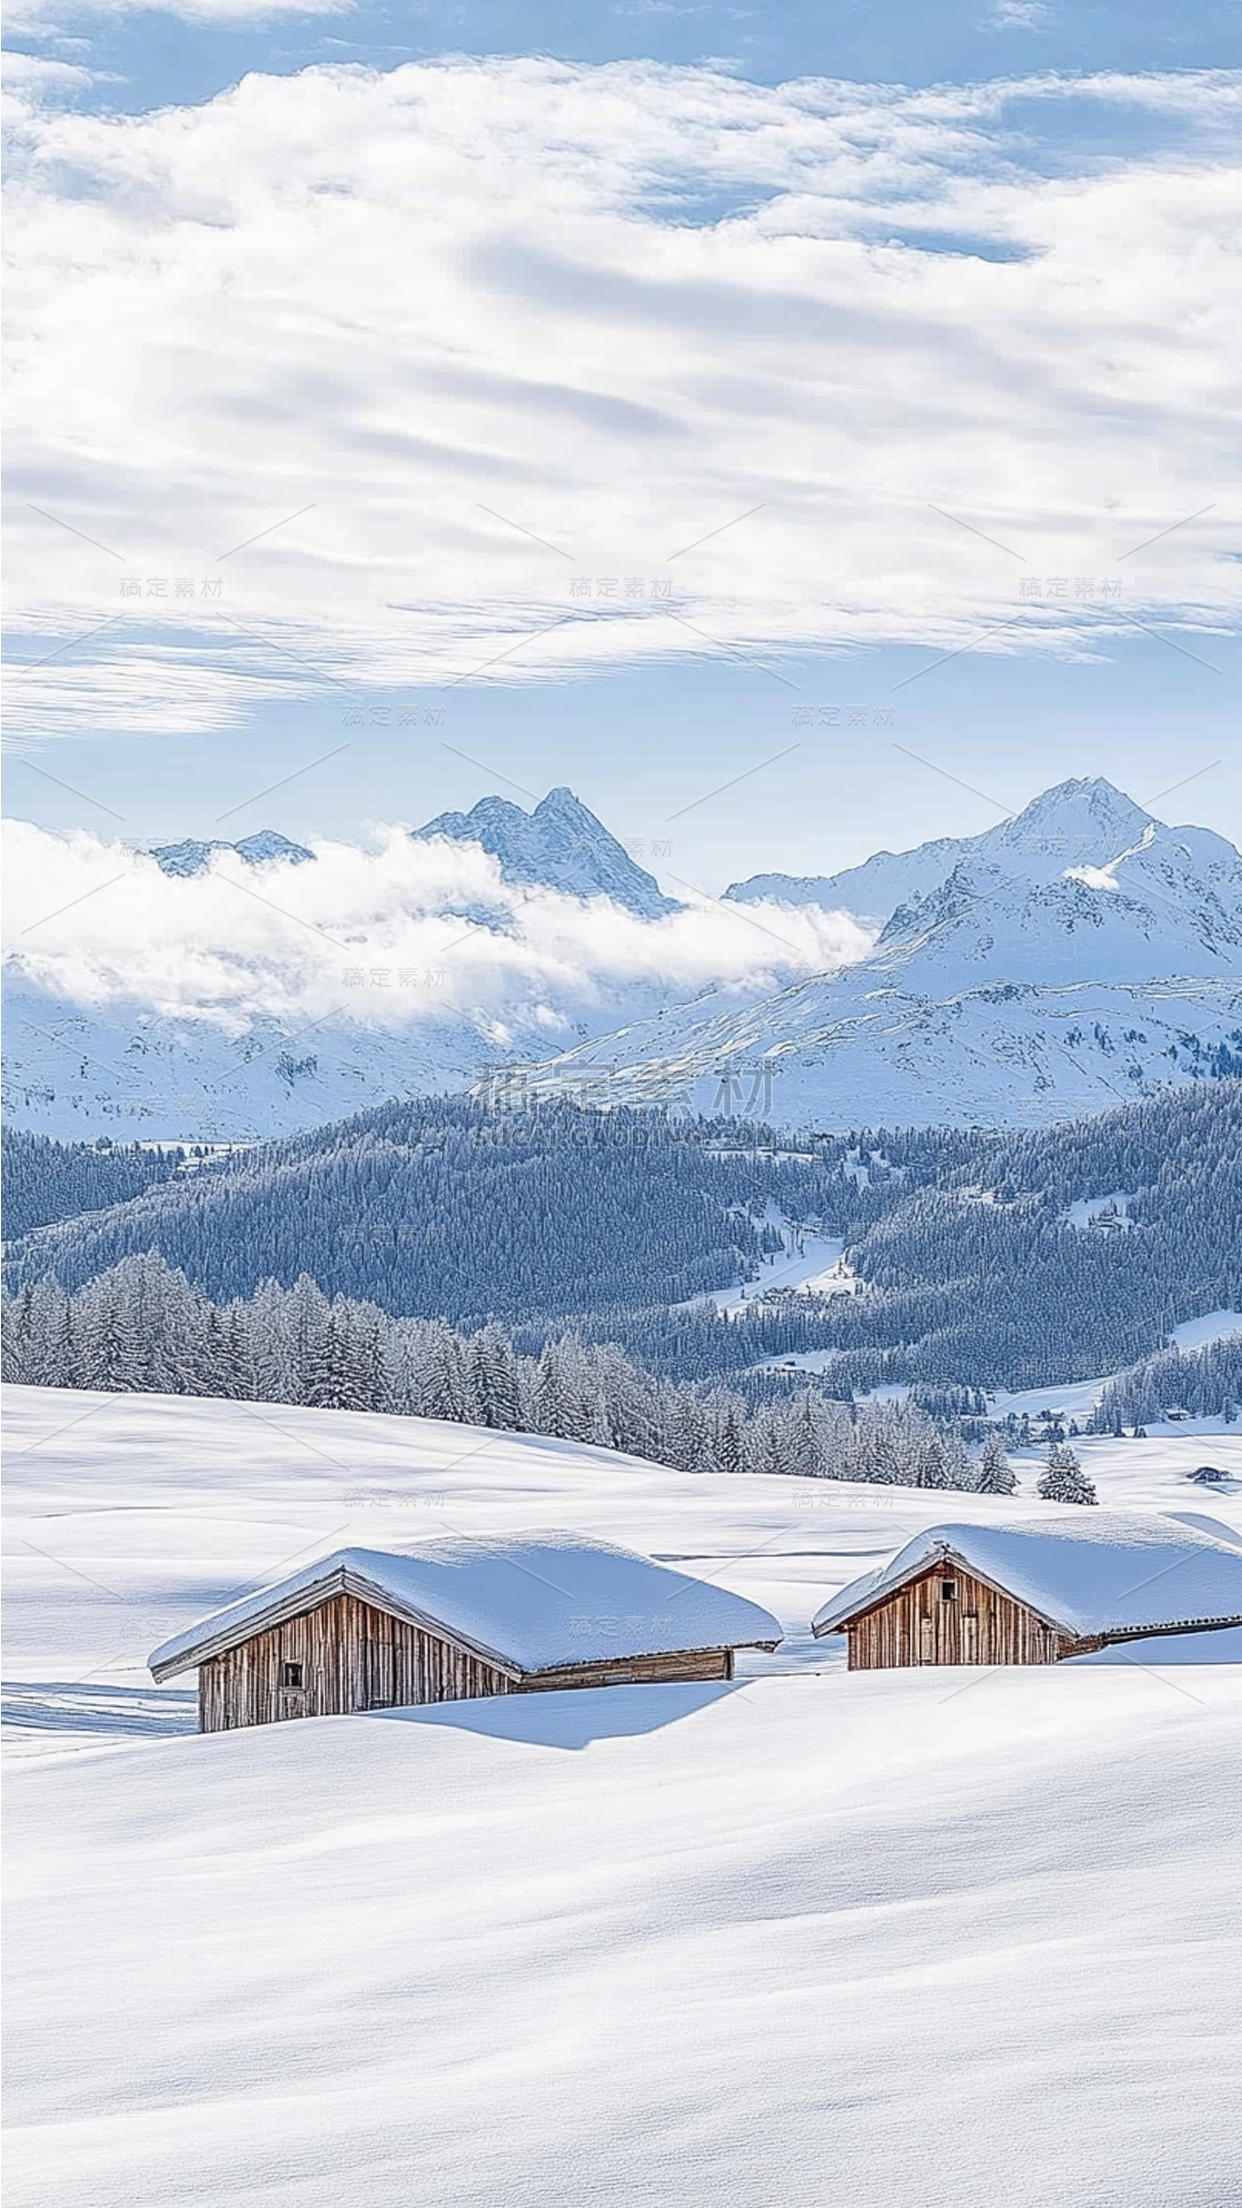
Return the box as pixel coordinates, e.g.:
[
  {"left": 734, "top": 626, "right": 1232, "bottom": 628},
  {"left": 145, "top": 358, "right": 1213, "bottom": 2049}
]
[
  {"left": 810, "top": 1513, "right": 1242, "bottom": 1669},
  {"left": 149, "top": 1533, "right": 783, "bottom": 1731}
]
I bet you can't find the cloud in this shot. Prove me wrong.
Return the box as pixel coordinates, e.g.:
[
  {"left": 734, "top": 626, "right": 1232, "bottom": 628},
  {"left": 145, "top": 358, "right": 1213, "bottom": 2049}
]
[
  {"left": 6, "top": 0, "right": 346, "bottom": 27},
  {"left": 987, "top": 3, "right": 1048, "bottom": 28},
  {"left": 1, "top": 51, "right": 98, "bottom": 92},
  {"left": 2, "top": 817, "right": 877, "bottom": 1035},
  {"left": 4, "top": 58, "right": 1239, "bottom": 740}
]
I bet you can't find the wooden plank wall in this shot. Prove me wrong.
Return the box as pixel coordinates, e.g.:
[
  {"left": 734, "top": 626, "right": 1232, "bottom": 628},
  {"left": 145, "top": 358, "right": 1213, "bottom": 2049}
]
[
  {"left": 845, "top": 1562, "right": 1068, "bottom": 1669},
  {"left": 198, "top": 1598, "right": 736, "bottom": 1730},
  {"left": 198, "top": 1593, "right": 513, "bottom": 1731}
]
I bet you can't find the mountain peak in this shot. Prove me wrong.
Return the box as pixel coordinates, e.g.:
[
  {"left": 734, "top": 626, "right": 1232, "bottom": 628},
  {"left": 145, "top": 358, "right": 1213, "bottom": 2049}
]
[
  {"left": 1001, "top": 777, "right": 1151, "bottom": 842},
  {"left": 413, "top": 787, "right": 681, "bottom": 920},
  {"left": 725, "top": 777, "right": 1162, "bottom": 928},
  {"left": 150, "top": 831, "right": 315, "bottom": 879}
]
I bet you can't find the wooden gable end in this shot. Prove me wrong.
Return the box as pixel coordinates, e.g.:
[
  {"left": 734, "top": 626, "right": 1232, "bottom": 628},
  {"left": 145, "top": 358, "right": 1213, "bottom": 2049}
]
[
  {"left": 197, "top": 1591, "right": 513, "bottom": 1731},
  {"left": 841, "top": 1559, "right": 1074, "bottom": 1670}
]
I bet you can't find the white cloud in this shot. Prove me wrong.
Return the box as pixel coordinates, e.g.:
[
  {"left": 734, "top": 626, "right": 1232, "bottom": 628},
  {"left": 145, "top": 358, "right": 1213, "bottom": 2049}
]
[
  {"left": 1063, "top": 864, "right": 1119, "bottom": 891},
  {"left": 987, "top": 3, "right": 1048, "bottom": 29},
  {"left": 4, "top": 59, "right": 1239, "bottom": 740},
  {"left": 7, "top": 0, "right": 345, "bottom": 28},
  {"left": 2, "top": 817, "right": 876, "bottom": 1032},
  {"left": 1, "top": 51, "right": 97, "bottom": 90}
]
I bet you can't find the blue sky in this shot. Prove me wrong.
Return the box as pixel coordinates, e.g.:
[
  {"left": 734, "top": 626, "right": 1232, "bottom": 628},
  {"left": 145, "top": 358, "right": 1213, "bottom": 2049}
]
[
  {"left": 5, "top": 5, "right": 1240, "bottom": 883},
  {"left": 10, "top": 632, "right": 1239, "bottom": 890},
  {"left": 9, "top": 1, "right": 1242, "bottom": 115}
]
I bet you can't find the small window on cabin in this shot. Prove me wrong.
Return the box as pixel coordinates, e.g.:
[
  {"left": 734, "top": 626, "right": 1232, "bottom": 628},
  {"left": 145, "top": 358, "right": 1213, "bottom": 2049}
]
[
  {"left": 940, "top": 1580, "right": 958, "bottom": 1602},
  {"left": 281, "top": 1662, "right": 304, "bottom": 1689}
]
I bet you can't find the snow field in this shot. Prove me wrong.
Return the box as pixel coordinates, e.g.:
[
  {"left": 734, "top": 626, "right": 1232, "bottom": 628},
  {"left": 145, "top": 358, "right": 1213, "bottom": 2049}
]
[
  {"left": 6, "top": 1662, "right": 1240, "bottom": 2208},
  {"left": 5, "top": 1386, "right": 1242, "bottom": 2208}
]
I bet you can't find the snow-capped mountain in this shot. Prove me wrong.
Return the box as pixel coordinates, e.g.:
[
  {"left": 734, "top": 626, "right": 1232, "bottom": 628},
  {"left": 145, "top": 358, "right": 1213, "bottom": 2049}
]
[
  {"left": 515, "top": 782, "right": 1242, "bottom": 1129},
  {"left": 150, "top": 831, "right": 315, "bottom": 879},
  {"left": 725, "top": 777, "right": 1164, "bottom": 926},
  {"left": 414, "top": 787, "right": 681, "bottom": 919},
  {"left": 5, "top": 777, "right": 1240, "bottom": 1138}
]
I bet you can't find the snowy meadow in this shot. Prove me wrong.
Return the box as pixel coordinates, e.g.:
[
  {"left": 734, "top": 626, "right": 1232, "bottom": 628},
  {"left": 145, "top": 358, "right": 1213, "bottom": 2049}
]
[{"left": 4, "top": 1385, "right": 1241, "bottom": 2208}]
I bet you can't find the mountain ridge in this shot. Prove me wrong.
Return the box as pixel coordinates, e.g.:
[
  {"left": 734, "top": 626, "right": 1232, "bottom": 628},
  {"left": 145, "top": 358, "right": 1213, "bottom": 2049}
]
[
  {"left": 7, "top": 775, "right": 1241, "bottom": 1138},
  {"left": 150, "top": 831, "right": 315, "bottom": 878},
  {"left": 725, "top": 777, "right": 1187, "bottom": 926}
]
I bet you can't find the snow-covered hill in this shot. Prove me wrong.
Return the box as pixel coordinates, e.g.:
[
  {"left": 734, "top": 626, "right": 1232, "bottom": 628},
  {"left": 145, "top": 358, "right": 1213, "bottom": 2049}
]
[
  {"left": 0, "top": 980, "right": 524, "bottom": 1142},
  {"left": 5, "top": 1386, "right": 1240, "bottom": 2208}
]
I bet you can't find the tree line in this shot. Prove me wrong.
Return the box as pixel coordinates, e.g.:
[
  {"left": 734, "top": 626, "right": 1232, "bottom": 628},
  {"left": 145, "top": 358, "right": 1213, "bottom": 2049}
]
[{"left": 3, "top": 1250, "right": 998, "bottom": 1491}]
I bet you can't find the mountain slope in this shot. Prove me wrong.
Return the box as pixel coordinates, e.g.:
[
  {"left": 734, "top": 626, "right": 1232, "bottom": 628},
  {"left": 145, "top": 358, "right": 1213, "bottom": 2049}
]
[
  {"left": 1, "top": 982, "right": 513, "bottom": 1143},
  {"left": 7, "top": 776, "right": 1240, "bottom": 1139},
  {"left": 5, "top": 1383, "right": 1240, "bottom": 2208}
]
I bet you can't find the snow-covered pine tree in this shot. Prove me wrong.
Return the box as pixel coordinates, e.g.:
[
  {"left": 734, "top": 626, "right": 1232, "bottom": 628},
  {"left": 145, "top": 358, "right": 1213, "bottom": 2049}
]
[
  {"left": 531, "top": 1341, "right": 568, "bottom": 1438},
  {"left": 302, "top": 1314, "right": 373, "bottom": 1412},
  {"left": 195, "top": 1306, "right": 235, "bottom": 1399},
  {"left": 913, "top": 1433, "right": 954, "bottom": 1489},
  {"left": 1036, "top": 1443, "right": 1098, "bottom": 1505},
  {"left": 473, "top": 1325, "right": 522, "bottom": 1430},
  {"left": 419, "top": 1323, "right": 470, "bottom": 1422},
  {"left": 716, "top": 1408, "right": 744, "bottom": 1476},
  {"left": 976, "top": 1430, "right": 1018, "bottom": 1495}
]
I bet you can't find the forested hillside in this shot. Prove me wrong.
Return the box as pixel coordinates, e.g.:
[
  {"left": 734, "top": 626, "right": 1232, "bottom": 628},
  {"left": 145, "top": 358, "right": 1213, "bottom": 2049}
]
[
  {"left": 4, "top": 1082, "right": 1240, "bottom": 1395},
  {"left": 2, "top": 1131, "right": 186, "bottom": 1238},
  {"left": 1089, "top": 1336, "right": 1242, "bottom": 1434}
]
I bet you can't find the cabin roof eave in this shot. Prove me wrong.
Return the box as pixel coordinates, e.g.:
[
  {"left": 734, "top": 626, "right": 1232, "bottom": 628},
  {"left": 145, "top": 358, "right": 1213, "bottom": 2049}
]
[
  {"left": 519, "top": 1632, "right": 782, "bottom": 1677},
  {"left": 149, "top": 1565, "right": 528, "bottom": 1684}
]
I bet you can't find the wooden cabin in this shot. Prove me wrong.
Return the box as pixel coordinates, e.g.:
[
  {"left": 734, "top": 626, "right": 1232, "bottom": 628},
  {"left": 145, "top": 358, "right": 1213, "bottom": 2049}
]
[
  {"left": 810, "top": 1511, "right": 1242, "bottom": 1669},
  {"left": 149, "top": 1533, "right": 783, "bottom": 1731}
]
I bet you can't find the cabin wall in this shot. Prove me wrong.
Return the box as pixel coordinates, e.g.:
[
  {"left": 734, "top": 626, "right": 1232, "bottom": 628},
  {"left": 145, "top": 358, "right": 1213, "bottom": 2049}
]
[
  {"left": 197, "top": 1600, "right": 736, "bottom": 1730},
  {"left": 197, "top": 1592, "right": 512, "bottom": 1732},
  {"left": 844, "top": 1562, "right": 1070, "bottom": 1669}
]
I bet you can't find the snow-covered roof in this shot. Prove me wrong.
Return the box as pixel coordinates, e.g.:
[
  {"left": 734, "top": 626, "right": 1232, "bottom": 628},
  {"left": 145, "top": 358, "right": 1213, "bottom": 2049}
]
[
  {"left": 810, "top": 1512, "right": 1242, "bottom": 1642},
  {"left": 149, "top": 1532, "right": 783, "bottom": 1682}
]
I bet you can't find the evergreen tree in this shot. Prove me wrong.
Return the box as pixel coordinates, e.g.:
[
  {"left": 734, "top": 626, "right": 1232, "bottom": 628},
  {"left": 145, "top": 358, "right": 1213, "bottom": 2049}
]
[
  {"left": 1036, "top": 1443, "right": 1098, "bottom": 1505},
  {"left": 302, "top": 1315, "right": 373, "bottom": 1412},
  {"left": 977, "top": 1431, "right": 1017, "bottom": 1495},
  {"left": 531, "top": 1341, "right": 568, "bottom": 1438},
  {"left": 717, "top": 1409, "right": 744, "bottom": 1476},
  {"left": 914, "top": 1434, "right": 953, "bottom": 1489}
]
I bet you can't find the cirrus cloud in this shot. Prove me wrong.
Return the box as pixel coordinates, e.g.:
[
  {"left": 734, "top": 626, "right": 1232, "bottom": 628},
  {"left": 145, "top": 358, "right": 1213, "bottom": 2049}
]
[{"left": 4, "top": 57, "right": 1239, "bottom": 742}]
